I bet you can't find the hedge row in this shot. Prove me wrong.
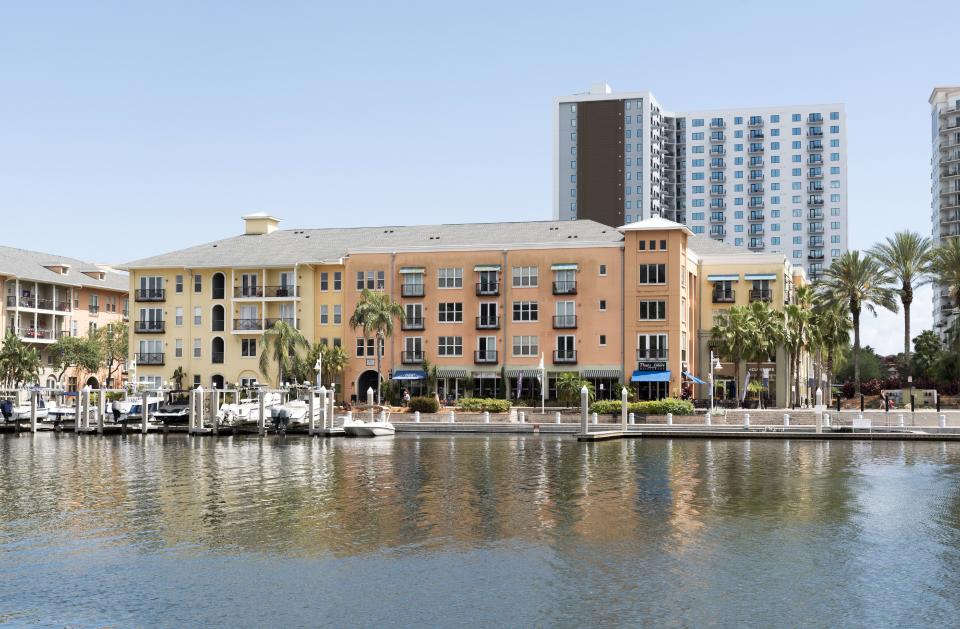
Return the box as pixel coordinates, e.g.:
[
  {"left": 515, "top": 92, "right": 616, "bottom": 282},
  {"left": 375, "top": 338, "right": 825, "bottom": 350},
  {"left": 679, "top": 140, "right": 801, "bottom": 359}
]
[
  {"left": 589, "top": 398, "right": 694, "bottom": 416},
  {"left": 455, "top": 397, "right": 512, "bottom": 413},
  {"left": 407, "top": 397, "right": 439, "bottom": 413}
]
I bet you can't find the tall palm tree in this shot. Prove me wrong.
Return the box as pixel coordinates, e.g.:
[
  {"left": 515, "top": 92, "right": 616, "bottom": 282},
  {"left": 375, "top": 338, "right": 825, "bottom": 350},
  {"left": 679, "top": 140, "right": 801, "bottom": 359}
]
[
  {"left": 710, "top": 305, "right": 753, "bottom": 407},
  {"left": 869, "top": 231, "right": 932, "bottom": 384},
  {"left": 0, "top": 331, "right": 42, "bottom": 388},
  {"left": 810, "top": 300, "right": 851, "bottom": 402},
  {"left": 931, "top": 237, "right": 960, "bottom": 335},
  {"left": 818, "top": 251, "right": 897, "bottom": 397},
  {"left": 784, "top": 284, "right": 815, "bottom": 407},
  {"left": 746, "top": 300, "right": 785, "bottom": 408},
  {"left": 258, "top": 320, "right": 309, "bottom": 387},
  {"left": 349, "top": 289, "right": 404, "bottom": 403},
  {"left": 321, "top": 343, "right": 349, "bottom": 389}
]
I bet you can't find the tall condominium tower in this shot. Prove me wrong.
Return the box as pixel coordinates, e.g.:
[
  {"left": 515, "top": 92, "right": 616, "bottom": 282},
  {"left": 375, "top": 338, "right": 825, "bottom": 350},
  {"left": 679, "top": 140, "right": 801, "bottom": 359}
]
[
  {"left": 554, "top": 84, "right": 848, "bottom": 279},
  {"left": 931, "top": 86, "right": 960, "bottom": 339}
]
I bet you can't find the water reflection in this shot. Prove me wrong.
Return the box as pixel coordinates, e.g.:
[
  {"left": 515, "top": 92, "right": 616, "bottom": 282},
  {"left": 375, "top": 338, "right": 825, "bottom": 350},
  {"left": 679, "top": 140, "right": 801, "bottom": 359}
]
[{"left": 3, "top": 434, "right": 960, "bottom": 626}]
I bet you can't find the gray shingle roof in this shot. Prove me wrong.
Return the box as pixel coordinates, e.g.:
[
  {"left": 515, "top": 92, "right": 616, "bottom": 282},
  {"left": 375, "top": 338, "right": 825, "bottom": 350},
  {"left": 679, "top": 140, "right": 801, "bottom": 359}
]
[
  {"left": 687, "top": 235, "right": 771, "bottom": 256},
  {"left": 0, "top": 246, "right": 128, "bottom": 291},
  {"left": 121, "top": 220, "right": 626, "bottom": 269}
]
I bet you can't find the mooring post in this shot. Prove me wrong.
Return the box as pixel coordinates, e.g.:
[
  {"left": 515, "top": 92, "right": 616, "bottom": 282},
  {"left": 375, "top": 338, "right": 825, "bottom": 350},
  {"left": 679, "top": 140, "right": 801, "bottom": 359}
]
[
  {"left": 30, "top": 389, "right": 38, "bottom": 434},
  {"left": 209, "top": 389, "right": 218, "bottom": 436},
  {"left": 579, "top": 385, "right": 589, "bottom": 434},
  {"left": 621, "top": 387, "right": 628, "bottom": 432},
  {"left": 629, "top": 412, "right": 635, "bottom": 425},
  {"left": 519, "top": 411, "right": 525, "bottom": 424},
  {"left": 194, "top": 386, "right": 204, "bottom": 433},
  {"left": 555, "top": 411, "right": 561, "bottom": 424},
  {"left": 667, "top": 412, "right": 673, "bottom": 426},
  {"left": 414, "top": 410, "right": 420, "bottom": 423},
  {"left": 81, "top": 385, "right": 91, "bottom": 432},
  {"left": 449, "top": 410, "right": 455, "bottom": 424},
  {"left": 823, "top": 412, "right": 830, "bottom": 428},
  {"left": 97, "top": 390, "right": 106, "bottom": 435},
  {"left": 310, "top": 387, "right": 321, "bottom": 435},
  {"left": 483, "top": 411, "right": 490, "bottom": 424},
  {"left": 705, "top": 412, "right": 711, "bottom": 426},
  {"left": 367, "top": 387, "right": 374, "bottom": 422},
  {"left": 141, "top": 390, "right": 150, "bottom": 435},
  {"left": 188, "top": 388, "right": 197, "bottom": 434},
  {"left": 816, "top": 410, "right": 823, "bottom": 434},
  {"left": 258, "top": 390, "right": 266, "bottom": 436},
  {"left": 898, "top": 413, "right": 905, "bottom": 428},
  {"left": 784, "top": 413, "right": 790, "bottom": 427},
  {"left": 744, "top": 413, "right": 750, "bottom": 429},
  {"left": 940, "top": 414, "right": 946, "bottom": 429},
  {"left": 591, "top": 412, "right": 598, "bottom": 425}
]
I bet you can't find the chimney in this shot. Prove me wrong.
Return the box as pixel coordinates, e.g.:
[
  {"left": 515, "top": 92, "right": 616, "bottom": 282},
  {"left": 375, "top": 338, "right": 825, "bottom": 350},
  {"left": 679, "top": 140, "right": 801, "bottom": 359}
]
[{"left": 242, "top": 213, "right": 281, "bottom": 235}]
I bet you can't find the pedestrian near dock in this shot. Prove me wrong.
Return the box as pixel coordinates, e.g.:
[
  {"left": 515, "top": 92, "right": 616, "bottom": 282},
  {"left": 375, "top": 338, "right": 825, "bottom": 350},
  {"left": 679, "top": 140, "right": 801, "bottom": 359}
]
[{"left": 111, "top": 398, "right": 122, "bottom": 422}]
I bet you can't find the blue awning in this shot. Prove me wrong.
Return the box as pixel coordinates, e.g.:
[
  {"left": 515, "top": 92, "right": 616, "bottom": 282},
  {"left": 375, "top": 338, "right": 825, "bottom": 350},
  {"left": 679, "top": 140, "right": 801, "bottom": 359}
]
[
  {"left": 707, "top": 274, "right": 740, "bottom": 281},
  {"left": 631, "top": 370, "right": 671, "bottom": 382},
  {"left": 393, "top": 370, "right": 425, "bottom": 381},
  {"left": 683, "top": 371, "right": 706, "bottom": 385}
]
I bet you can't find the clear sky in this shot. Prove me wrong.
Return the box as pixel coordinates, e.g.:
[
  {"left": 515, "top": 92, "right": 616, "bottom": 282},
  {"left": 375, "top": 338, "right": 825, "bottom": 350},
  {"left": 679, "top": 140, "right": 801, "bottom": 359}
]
[{"left": 1, "top": 0, "right": 957, "bottom": 354}]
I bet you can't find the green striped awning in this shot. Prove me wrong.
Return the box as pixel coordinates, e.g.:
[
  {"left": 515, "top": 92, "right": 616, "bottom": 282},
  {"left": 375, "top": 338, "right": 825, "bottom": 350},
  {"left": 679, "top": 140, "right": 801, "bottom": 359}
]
[
  {"left": 474, "top": 264, "right": 501, "bottom": 272},
  {"left": 581, "top": 369, "right": 623, "bottom": 379},
  {"left": 551, "top": 263, "right": 578, "bottom": 271},
  {"left": 399, "top": 267, "right": 425, "bottom": 274},
  {"left": 436, "top": 367, "right": 469, "bottom": 378}
]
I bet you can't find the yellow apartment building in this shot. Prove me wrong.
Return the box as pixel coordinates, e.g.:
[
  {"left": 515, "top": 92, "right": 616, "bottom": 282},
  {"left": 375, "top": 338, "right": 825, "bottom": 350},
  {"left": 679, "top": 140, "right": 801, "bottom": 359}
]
[
  {"left": 695, "top": 239, "right": 809, "bottom": 407},
  {"left": 123, "top": 214, "right": 806, "bottom": 406},
  {"left": 0, "top": 246, "right": 129, "bottom": 389}
]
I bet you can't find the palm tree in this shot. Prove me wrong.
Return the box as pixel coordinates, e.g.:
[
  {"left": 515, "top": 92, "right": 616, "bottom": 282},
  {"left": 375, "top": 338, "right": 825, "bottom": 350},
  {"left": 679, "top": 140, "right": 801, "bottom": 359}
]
[
  {"left": 555, "top": 372, "right": 595, "bottom": 406},
  {"left": 810, "top": 300, "right": 851, "bottom": 403},
  {"left": 746, "top": 300, "right": 785, "bottom": 408},
  {"left": 321, "top": 343, "right": 349, "bottom": 389},
  {"left": 349, "top": 289, "right": 404, "bottom": 403},
  {"left": 818, "top": 251, "right": 898, "bottom": 397},
  {"left": 784, "top": 284, "right": 815, "bottom": 407},
  {"left": 171, "top": 366, "right": 187, "bottom": 390},
  {"left": 710, "top": 305, "right": 753, "bottom": 407},
  {"left": 258, "top": 320, "right": 309, "bottom": 387},
  {"left": 931, "top": 237, "right": 960, "bottom": 334},
  {"left": 869, "top": 231, "right": 932, "bottom": 385},
  {"left": 0, "top": 331, "right": 42, "bottom": 388}
]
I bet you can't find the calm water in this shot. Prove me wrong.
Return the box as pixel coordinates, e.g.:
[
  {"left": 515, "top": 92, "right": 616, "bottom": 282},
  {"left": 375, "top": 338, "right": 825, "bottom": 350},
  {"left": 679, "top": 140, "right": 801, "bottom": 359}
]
[{"left": 2, "top": 434, "right": 960, "bottom": 628}]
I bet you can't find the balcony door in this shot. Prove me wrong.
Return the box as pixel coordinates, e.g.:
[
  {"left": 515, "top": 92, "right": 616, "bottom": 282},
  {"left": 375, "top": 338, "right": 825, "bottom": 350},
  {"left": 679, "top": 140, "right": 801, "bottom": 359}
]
[
  {"left": 241, "top": 273, "right": 258, "bottom": 297},
  {"left": 279, "top": 303, "right": 295, "bottom": 324},
  {"left": 556, "top": 301, "right": 574, "bottom": 326},
  {"left": 556, "top": 335, "right": 575, "bottom": 358},
  {"left": 239, "top": 305, "right": 258, "bottom": 330},
  {"left": 478, "top": 336, "right": 496, "bottom": 360},
  {"left": 477, "top": 270, "right": 497, "bottom": 292},
  {"left": 479, "top": 302, "right": 497, "bottom": 325}
]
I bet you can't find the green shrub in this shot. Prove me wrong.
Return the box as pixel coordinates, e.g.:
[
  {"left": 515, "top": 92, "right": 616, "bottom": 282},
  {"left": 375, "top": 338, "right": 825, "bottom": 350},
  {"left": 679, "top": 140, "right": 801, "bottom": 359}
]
[
  {"left": 638, "top": 398, "right": 694, "bottom": 416},
  {"left": 407, "top": 396, "right": 439, "bottom": 413},
  {"left": 589, "top": 398, "right": 694, "bottom": 416},
  {"left": 456, "top": 397, "right": 511, "bottom": 413}
]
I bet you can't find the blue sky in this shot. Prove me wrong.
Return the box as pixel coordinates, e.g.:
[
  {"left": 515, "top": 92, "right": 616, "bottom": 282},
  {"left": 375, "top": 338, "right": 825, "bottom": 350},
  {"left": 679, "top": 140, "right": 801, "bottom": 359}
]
[{"left": 1, "top": 0, "right": 957, "bottom": 353}]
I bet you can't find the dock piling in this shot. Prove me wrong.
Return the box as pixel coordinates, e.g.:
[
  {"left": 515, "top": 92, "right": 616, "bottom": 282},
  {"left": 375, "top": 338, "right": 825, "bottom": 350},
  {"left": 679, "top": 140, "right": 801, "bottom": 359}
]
[
  {"left": 579, "top": 386, "right": 588, "bottom": 434},
  {"left": 556, "top": 411, "right": 561, "bottom": 425},
  {"left": 483, "top": 411, "right": 490, "bottom": 424},
  {"left": 414, "top": 410, "right": 420, "bottom": 423},
  {"left": 30, "top": 389, "right": 38, "bottom": 433},
  {"left": 629, "top": 412, "right": 635, "bottom": 425},
  {"left": 258, "top": 390, "right": 265, "bottom": 436},
  {"left": 519, "top": 411, "right": 525, "bottom": 424},
  {"left": 449, "top": 410, "right": 455, "bottom": 424},
  {"left": 744, "top": 413, "right": 750, "bottom": 429},
  {"left": 898, "top": 413, "right": 904, "bottom": 428},
  {"left": 705, "top": 412, "right": 711, "bottom": 426},
  {"left": 784, "top": 413, "right": 790, "bottom": 427},
  {"left": 209, "top": 389, "right": 218, "bottom": 435},
  {"left": 591, "top": 412, "right": 598, "bottom": 425},
  {"left": 667, "top": 412, "right": 673, "bottom": 426},
  {"left": 141, "top": 390, "right": 150, "bottom": 434},
  {"left": 940, "top": 414, "right": 947, "bottom": 429},
  {"left": 367, "top": 387, "right": 374, "bottom": 422},
  {"left": 621, "top": 388, "right": 628, "bottom": 432}
]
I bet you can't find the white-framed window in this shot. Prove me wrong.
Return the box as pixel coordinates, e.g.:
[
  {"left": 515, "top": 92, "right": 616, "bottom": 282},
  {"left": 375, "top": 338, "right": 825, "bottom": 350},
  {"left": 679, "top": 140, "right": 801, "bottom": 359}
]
[
  {"left": 193, "top": 338, "right": 201, "bottom": 358},
  {"left": 175, "top": 275, "right": 183, "bottom": 293},
  {"left": 438, "top": 302, "right": 463, "bottom": 323},
  {"left": 599, "top": 299, "right": 607, "bottom": 311},
  {"left": 638, "top": 264, "right": 666, "bottom": 284},
  {"left": 320, "top": 305, "right": 329, "bottom": 324},
  {"left": 175, "top": 339, "right": 183, "bottom": 358},
  {"left": 241, "top": 338, "right": 256, "bottom": 357},
  {"left": 512, "top": 301, "right": 538, "bottom": 322},
  {"left": 404, "top": 337, "right": 422, "bottom": 358},
  {"left": 512, "top": 266, "right": 538, "bottom": 287},
  {"left": 193, "top": 306, "right": 201, "bottom": 325},
  {"left": 512, "top": 335, "right": 539, "bottom": 356},
  {"left": 194, "top": 274, "right": 202, "bottom": 293},
  {"left": 240, "top": 273, "right": 259, "bottom": 297},
  {"left": 333, "top": 272, "right": 342, "bottom": 291},
  {"left": 599, "top": 264, "right": 607, "bottom": 276},
  {"left": 637, "top": 334, "right": 668, "bottom": 359},
  {"left": 437, "top": 336, "right": 463, "bottom": 356},
  {"left": 175, "top": 307, "right": 184, "bottom": 326},
  {"left": 320, "top": 272, "right": 328, "bottom": 291},
  {"left": 356, "top": 337, "right": 376, "bottom": 357},
  {"left": 356, "top": 271, "right": 385, "bottom": 291},
  {"left": 599, "top": 335, "right": 607, "bottom": 346},
  {"left": 639, "top": 300, "right": 666, "bottom": 320},
  {"left": 437, "top": 268, "right": 463, "bottom": 288},
  {"left": 333, "top": 304, "right": 342, "bottom": 324}
]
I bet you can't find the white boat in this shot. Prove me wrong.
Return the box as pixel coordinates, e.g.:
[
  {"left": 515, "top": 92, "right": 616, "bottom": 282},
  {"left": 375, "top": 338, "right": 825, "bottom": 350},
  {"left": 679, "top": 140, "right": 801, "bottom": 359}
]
[
  {"left": 343, "top": 408, "right": 395, "bottom": 437},
  {"left": 12, "top": 398, "right": 50, "bottom": 421},
  {"left": 218, "top": 392, "right": 282, "bottom": 428},
  {"left": 270, "top": 399, "right": 310, "bottom": 433},
  {"left": 124, "top": 395, "right": 164, "bottom": 424}
]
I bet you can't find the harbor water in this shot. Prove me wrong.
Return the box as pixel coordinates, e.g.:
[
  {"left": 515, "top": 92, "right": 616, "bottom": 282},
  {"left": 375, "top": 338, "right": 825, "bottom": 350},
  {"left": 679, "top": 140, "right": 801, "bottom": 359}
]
[{"left": 2, "top": 433, "right": 960, "bottom": 627}]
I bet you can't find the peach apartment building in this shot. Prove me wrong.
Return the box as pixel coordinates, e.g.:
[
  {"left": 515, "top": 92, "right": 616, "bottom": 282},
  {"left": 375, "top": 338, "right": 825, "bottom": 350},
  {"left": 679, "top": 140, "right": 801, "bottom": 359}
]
[{"left": 0, "top": 246, "right": 129, "bottom": 390}]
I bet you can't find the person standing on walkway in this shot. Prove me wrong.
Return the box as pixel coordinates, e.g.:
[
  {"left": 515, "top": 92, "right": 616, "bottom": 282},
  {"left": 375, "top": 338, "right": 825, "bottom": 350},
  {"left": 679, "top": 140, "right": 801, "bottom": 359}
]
[{"left": 111, "top": 398, "right": 122, "bottom": 422}]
